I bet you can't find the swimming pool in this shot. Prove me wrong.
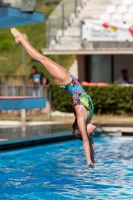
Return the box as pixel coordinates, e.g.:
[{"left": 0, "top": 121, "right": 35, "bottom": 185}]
[{"left": 0, "top": 137, "right": 133, "bottom": 199}]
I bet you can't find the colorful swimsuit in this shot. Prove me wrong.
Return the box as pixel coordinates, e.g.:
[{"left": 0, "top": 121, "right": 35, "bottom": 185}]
[{"left": 59, "top": 73, "right": 94, "bottom": 119}]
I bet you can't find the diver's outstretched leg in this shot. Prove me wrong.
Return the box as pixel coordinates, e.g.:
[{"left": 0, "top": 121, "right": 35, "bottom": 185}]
[{"left": 11, "top": 28, "right": 72, "bottom": 86}]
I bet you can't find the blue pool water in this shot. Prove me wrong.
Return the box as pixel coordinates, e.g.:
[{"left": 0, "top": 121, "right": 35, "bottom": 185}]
[{"left": 0, "top": 137, "right": 133, "bottom": 200}]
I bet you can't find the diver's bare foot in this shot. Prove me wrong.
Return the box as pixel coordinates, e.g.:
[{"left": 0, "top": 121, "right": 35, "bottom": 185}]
[{"left": 11, "top": 28, "right": 24, "bottom": 43}]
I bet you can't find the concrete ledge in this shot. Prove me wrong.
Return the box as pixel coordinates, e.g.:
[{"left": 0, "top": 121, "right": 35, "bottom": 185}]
[
  {"left": 96, "top": 127, "right": 133, "bottom": 133},
  {"left": 94, "top": 131, "right": 122, "bottom": 137},
  {"left": 0, "top": 121, "right": 65, "bottom": 128},
  {"left": 42, "top": 48, "right": 133, "bottom": 55}
]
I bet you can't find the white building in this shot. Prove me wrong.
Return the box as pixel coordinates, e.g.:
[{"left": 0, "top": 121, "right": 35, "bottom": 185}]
[{"left": 42, "top": 0, "right": 133, "bottom": 83}]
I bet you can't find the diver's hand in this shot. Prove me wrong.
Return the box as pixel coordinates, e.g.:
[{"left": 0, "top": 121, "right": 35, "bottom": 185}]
[
  {"left": 93, "top": 163, "right": 97, "bottom": 170},
  {"left": 86, "top": 162, "right": 97, "bottom": 170},
  {"left": 10, "top": 28, "right": 24, "bottom": 44},
  {"left": 86, "top": 160, "right": 93, "bottom": 169}
]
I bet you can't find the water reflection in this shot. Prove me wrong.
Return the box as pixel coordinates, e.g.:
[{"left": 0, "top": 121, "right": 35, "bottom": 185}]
[{"left": 0, "top": 124, "right": 72, "bottom": 141}]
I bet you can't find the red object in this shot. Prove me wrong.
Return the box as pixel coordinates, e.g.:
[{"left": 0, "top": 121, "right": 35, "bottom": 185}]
[
  {"left": 81, "top": 82, "right": 109, "bottom": 86},
  {"left": 102, "top": 22, "right": 109, "bottom": 29},
  {"left": 81, "top": 81, "right": 91, "bottom": 86},
  {"left": 129, "top": 26, "right": 133, "bottom": 37},
  {"left": 97, "top": 83, "right": 109, "bottom": 86}
]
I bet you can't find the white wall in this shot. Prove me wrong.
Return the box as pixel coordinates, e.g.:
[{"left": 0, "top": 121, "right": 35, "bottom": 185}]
[
  {"left": 3, "top": 0, "right": 35, "bottom": 11},
  {"left": 3, "top": 0, "right": 21, "bottom": 8}
]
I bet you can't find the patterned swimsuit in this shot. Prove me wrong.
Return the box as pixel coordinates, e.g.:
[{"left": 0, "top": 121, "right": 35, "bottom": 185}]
[{"left": 60, "top": 73, "right": 94, "bottom": 119}]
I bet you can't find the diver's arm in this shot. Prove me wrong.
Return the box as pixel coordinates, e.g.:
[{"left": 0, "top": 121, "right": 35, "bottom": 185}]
[
  {"left": 89, "top": 136, "right": 97, "bottom": 169},
  {"left": 89, "top": 136, "right": 94, "bottom": 163},
  {"left": 77, "top": 116, "right": 92, "bottom": 166}
]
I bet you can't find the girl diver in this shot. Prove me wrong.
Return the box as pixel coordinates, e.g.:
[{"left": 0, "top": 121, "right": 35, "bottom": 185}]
[{"left": 11, "top": 28, "right": 96, "bottom": 169}]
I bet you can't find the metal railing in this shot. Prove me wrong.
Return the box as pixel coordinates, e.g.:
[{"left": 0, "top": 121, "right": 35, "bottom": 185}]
[
  {"left": 46, "top": 0, "right": 82, "bottom": 48},
  {"left": 0, "top": 85, "right": 52, "bottom": 121},
  {"left": 0, "top": 84, "right": 50, "bottom": 96},
  {"left": 0, "top": 76, "right": 30, "bottom": 86}
]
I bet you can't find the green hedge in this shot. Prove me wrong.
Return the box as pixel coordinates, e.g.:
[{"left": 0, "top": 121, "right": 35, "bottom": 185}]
[{"left": 51, "top": 85, "right": 133, "bottom": 114}]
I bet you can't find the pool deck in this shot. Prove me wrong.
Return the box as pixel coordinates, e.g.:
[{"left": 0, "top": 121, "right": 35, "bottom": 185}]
[{"left": 0, "top": 120, "right": 133, "bottom": 151}]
